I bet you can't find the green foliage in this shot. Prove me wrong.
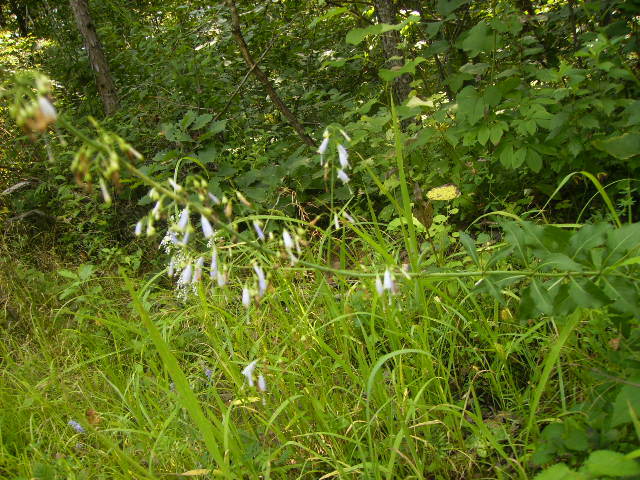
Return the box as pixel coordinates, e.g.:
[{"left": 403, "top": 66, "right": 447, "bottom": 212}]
[{"left": 1, "top": 0, "right": 640, "bottom": 478}]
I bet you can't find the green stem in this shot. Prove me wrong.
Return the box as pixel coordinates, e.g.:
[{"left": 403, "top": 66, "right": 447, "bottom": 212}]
[{"left": 526, "top": 311, "right": 582, "bottom": 438}]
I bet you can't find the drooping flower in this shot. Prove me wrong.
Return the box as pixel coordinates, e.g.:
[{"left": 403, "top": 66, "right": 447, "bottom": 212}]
[
  {"left": 282, "top": 230, "right": 298, "bottom": 264},
  {"left": 217, "top": 271, "right": 226, "bottom": 288},
  {"left": 342, "top": 211, "right": 355, "bottom": 223},
  {"left": 337, "top": 144, "right": 349, "bottom": 169},
  {"left": 282, "top": 230, "right": 294, "bottom": 251},
  {"left": 318, "top": 136, "right": 330, "bottom": 155},
  {"left": 180, "top": 231, "right": 190, "bottom": 246},
  {"left": 383, "top": 268, "right": 394, "bottom": 292},
  {"left": 178, "top": 207, "right": 190, "bottom": 230},
  {"left": 242, "top": 286, "right": 251, "bottom": 308},
  {"left": 168, "top": 257, "right": 176, "bottom": 276},
  {"left": 134, "top": 220, "right": 143, "bottom": 236},
  {"left": 337, "top": 169, "right": 350, "bottom": 184},
  {"left": 201, "top": 215, "right": 214, "bottom": 239},
  {"left": 253, "top": 264, "right": 267, "bottom": 298},
  {"left": 99, "top": 179, "right": 112, "bottom": 204},
  {"left": 339, "top": 129, "right": 351, "bottom": 142},
  {"left": 193, "top": 257, "right": 204, "bottom": 283},
  {"left": 242, "top": 360, "right": 258, "bottom": 387},
  {"left": 179, "top": 264, "right": 193, "bottom": 284},
  {"left": 210, "top": 248, "right": 218, "bottom": 279},
  {"left": 38, "top": 97, "right": 57, "bottom": 123},
  {"left": 208, "top": 192, "right": 221, "bottom": 205},
  {"left": 152, "top": 201, "right": 162, "bottom": 220},
  {"left": 253, "top": 220, "right": 265, "bottom": 241},
  {"left": 375, "top": 275, "right": 384, "bottom": 296},
  {"left": 68, "top": 420, "right": 85, "bottom": 434},
  {"left": 257, "top": 374, "right": 267, "bottom": 392}
]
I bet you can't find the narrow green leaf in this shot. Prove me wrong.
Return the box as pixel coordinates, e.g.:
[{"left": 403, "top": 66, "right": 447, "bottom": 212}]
[{"left": 459, "top": 232, "right": 479, "bottom": 266}]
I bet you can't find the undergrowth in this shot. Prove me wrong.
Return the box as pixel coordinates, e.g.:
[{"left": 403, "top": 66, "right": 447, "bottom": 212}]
[{"left": 1, "top": 210, "right": 638, "bottom": 479}]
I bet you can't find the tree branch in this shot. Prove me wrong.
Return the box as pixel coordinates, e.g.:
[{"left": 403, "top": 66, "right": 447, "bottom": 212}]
[{"left": 226, "top": 0, "right": 315, "bottom": 147}]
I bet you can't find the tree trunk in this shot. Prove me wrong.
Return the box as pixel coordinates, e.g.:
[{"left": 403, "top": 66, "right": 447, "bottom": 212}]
[
  {"left": 70, "top": 0, "right": 118, "bottom": 116},
  {"left": 226, "top": 0, "right": 315, "bottom": 148},
  {"left": 373, "top": 0, "right": 412, "bottom": 104},
  {"left": 8, "top": 0, "right": 29, "bottom": 36}
]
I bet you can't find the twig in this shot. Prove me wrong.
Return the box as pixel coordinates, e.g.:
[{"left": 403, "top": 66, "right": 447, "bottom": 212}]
[{"left": 213, "top": 33, "right": 277, "bottom": 122}]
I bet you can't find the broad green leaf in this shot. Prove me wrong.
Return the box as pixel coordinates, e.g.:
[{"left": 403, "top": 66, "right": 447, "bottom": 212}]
[
  {"left": 164, "top": 126, "right": 192, "bottom": 143},
  {"left": 436, "top": 0, "right": 468, "bottom": 16},
  {"left": 593, "top": 133, "right": 640, "bottom": 159},
  {"left": 611, "top": 384, "right": 640, "bottom": 427},
  {"left": 486, "top": 245, "right": 514, "bottom": 269},
  {"left": 490, "top": 124, "right": 503, "bottom": 145},
  {"left": 461, "top": 21, "right": 497, "bottom": 58},
  {"left": 563, "top": 426, "right": 589, "bottom": 452},
  {"left": 426, "top": 21, "right": 442, "bottom": 38},
  {"left": 624, "top": 100, "right": 640, "bottom": 126},
  {"left": 180, "top": 110, "right": 196, "bottom": 129},
  {"left": 197, "top": 146, "right": 217, "bottom": 164},
  {"left": 57, "top": 269, "right": 77, "bottom": 280},
  {"left": 346, "top": 16, "right": 418, "bottom": 45},
  {"left": 477, "top": 126, "right": 490, "bottom": 146},
  {"left": 567, "top": 278, "right": 610, "bottom": 309},
  {"left": 585, "top": 450, "right": 640, "bottom": 477},
  {"left": 606, "top": 222, "right": 640, "bottom": 265},
  {"left": 545, "top": 282, "right": 576, "bottom": 316},
  {"left": 570, "top": 223, "right": 608, "bottom": 264},
  {"left": 406, "top": 96, "right": 434, "bottom": 108},
  {"left": 483, "top": 85, "right": 502, "bottom": 107},
  {"left": 520, "top": 279, "right": 553, "bottom": 317},
  {"left": 191, "top": 113, "right": 213, "bottom": 130},
  {"left": 526, "top": 148, "right": 542, "bottom": 172},
  {"left": 456, "top": 86, "right": 478, "bottom": 117},
  {"left": 379, "top": 57, "right": 426, "bottom": 82},
  {"left": 208, "top": 119, "right": 227, "bottom": 135},
  {"left": 512, "top": 147, "right": 526, "bottom": 168},
  {"left": 497, "top": 76, "right": 520, "bottom": 93},
  {"left": 540, "top": 253, "right": 584, "bottom": 272},
  {"left": 501, "top": 221, "right": 529, "bottom": 263},
  {"left": 533, "top": 463, "right": 583, "bottom": 480},
  {"left": 602, "top": 277, "right": 640, "bottom": 315},
  {"left": 475, "top": 277, "right": 504, "bottom": 305},
  {"left": 310, "top": 6, "right": 347, "bottom": 28},
  {"left": 459, "top": 62, "right": 489, "bottom": 75}
]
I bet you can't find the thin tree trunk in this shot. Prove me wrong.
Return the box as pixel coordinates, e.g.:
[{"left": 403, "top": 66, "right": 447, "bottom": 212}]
[
  {"left": 373, "top": 0, "right": 412, "bottom": 104},
  {"left": 226, "top": 0, "right": 315, "bottom": 148},
  {"left": 70, "top": 0, "right": 118, "bottom": 116}
]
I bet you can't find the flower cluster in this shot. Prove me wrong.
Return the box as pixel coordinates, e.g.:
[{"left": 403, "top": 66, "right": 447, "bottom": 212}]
[
  {"left": 375, "top": 268, "right": 397, "bottom": 296},
  {"left": 317, "top": 128, "right": 352, "bottom": 185},
  {"left": 242, "top": 360, "right": 267, "bottom": 392},
  {"left": 68, "top": 419, "right": 85, "bottom": 434}
]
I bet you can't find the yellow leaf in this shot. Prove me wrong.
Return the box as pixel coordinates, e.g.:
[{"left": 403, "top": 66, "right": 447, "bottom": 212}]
[{"left": 180, "top": 469, "right": 212, "bottom": 476}]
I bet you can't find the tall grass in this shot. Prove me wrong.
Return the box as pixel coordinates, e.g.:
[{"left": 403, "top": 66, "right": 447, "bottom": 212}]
[{"left": 0, "top": 209, "right": 611, "bottom": 480}]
